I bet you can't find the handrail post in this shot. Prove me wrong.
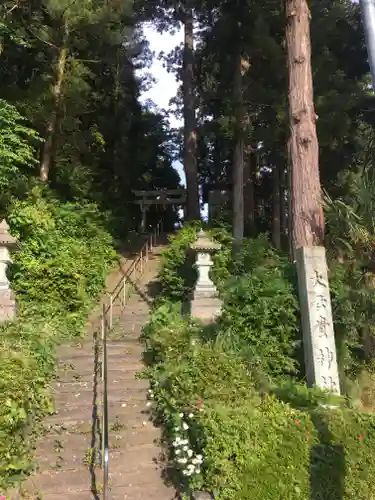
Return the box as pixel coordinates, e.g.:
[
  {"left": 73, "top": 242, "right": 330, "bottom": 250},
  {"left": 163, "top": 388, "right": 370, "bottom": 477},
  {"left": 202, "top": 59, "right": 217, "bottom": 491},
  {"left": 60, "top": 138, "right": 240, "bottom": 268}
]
[
  {"left": 109, "top": 295, "right": 113, "bottom": 330},
  {"left": 122, "top": 278, "right": 126, "bottom": 308},
  {"left": 101, "top": 304, "right": 109, "bottom": 499}
]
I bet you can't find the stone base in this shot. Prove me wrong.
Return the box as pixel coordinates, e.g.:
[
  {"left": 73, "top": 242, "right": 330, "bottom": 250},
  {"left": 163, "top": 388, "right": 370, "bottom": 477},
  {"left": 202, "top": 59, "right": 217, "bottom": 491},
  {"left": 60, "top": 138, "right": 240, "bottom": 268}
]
[
  {"left": 194, "top": 290, "right": 218, "bottom": 299},
  {"left": 191, "top": 297, "right": 222, "bottom": 323},
  {"left": 0, "top": 289, "right": 16, "bottom": 323}
]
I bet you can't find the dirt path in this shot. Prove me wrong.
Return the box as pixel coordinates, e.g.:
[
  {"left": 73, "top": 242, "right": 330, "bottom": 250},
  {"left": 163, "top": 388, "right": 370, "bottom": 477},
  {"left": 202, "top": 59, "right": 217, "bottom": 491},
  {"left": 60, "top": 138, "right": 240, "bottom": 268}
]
[{"left": 10, "top": 238, "right": 176, "bottom": 499}]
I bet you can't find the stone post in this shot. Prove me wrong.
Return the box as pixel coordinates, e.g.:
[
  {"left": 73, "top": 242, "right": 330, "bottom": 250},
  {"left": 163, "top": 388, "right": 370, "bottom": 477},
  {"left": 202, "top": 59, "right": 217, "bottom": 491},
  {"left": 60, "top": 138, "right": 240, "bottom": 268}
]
[
  {"left": 140, "top": 205, "right": 147, "bottom": 233},
  {"left": 190, "top": 230, "right": 222, "bottom": 322},
  {"left": 0, "top": 220, "right": 18, "bottom": 323},
  {"left": 296, "top": 246, "right": 340, "bottom": 394}
]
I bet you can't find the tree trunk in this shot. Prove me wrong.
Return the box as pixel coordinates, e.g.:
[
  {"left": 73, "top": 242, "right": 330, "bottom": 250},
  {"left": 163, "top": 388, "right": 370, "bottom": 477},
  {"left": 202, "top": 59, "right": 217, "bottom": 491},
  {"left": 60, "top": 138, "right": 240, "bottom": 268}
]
[
  {"left": 244, "top": 149, "right": 256, "bottom": 236},
  {"left": 287, "top": 139, "right": 295, "bottom": 261},
  {"left": 40, "top": 24, "right": 69, "bottom": 182},
  {"left": 183, "top": 8, "right": 200, "bottom": 220},
  {"left": 272, "top": 160, "right": 281, "bottom": 249},
  {"left": 285, "top": 0, "right": 324, "bottom": 249},
  {"left": 232, "top": 51, "right": 245, "bottom": 252},
  {"left": 279, "top": 160, "right": 287, "bottom": 245}
]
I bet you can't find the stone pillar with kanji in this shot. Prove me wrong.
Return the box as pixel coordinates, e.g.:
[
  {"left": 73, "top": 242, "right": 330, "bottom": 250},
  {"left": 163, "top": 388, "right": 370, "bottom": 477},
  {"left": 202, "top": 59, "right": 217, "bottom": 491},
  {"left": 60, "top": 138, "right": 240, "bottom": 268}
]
[
  {"left": 296, "top": 246, "right": 340, "bottom": 394},
  {"left": 0, "top": 220, "right": 18, "bottom": 323}
]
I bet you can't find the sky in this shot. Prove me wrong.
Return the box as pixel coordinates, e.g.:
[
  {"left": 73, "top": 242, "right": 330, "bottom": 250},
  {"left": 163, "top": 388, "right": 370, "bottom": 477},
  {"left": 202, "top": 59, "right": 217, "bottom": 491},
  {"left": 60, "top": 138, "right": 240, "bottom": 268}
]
[{"left": 137, "top": 24, "right": 186, "bottom": 186}]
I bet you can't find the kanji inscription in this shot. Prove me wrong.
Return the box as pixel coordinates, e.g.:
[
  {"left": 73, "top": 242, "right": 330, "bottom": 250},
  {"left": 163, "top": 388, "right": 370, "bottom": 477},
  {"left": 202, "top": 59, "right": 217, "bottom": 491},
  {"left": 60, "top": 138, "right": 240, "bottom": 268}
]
[{"left": 296, "top": 246, "right": 340, "bottom": 395}]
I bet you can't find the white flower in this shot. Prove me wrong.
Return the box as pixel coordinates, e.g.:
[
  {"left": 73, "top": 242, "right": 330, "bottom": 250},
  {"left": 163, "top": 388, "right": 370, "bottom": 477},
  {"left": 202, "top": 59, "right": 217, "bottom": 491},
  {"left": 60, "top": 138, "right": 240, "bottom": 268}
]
[
  {"left": 187, "top": 463, "right": 195, "bottom": 471},
  {"left": 182, "top": 439, "right": 189, "bottom": 445},
  {"left": 182, "top": 469, "right": 188, "bottom": 476},
  {"left": 179, "top": 412, "right": 184, "bottom": 418},
  {"left": 196, "top": 454, "right": 203, "bottom": 463},
  {"left": 196, "top": 468, "right": 201, "bottom": 474},
  {"left": 177, "top": 457, "right": 187, "bottom": 464},
  {"left": 191, "top": 340, "right": 196, "bottom": 346},
  {"left": 173, "top": 437, "right": 182, "bottom": 447},
  {"left": 187, "top": 449, "right": 193, "bottom": 457},
  {"left": 183, "top": 445, "right": 189, "bottom": 451},
  {"left": 175, "top": 449, "right": 181, "bottom": 455},
  {"left": 182, "top": 422, "right": 189, "bottom": 430},
  {"left": 192, "top": 458, "right": 198, "bottom": 464},
  {"left": 188, "top": 413, "right": 194, "bottom": 418},
  {"left": 174, "top": 427, "right": 180, "bottom": 432},
  {"left": 146, "top": 401, "right": 152, "bottom": 407}
]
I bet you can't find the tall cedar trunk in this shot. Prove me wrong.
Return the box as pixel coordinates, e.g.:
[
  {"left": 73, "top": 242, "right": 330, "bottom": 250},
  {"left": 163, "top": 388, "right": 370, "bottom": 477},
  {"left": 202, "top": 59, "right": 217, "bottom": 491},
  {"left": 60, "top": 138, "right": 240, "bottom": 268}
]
[
  {"left": 232, "top": 51, "right": 245, "bottom": 251},
  {"left": 183, "top": 8, "right": 200, "bottom": 220},
  {"left": 272, "top": 160, "right": 281, "bottom": 249},
  {"left": 40, "top": 23, "right": 69, "bottom": 182},
  {"left": 279, "top": 160, "right": 287, "bottom": 244},
  {"left": 287, "top": 138, "right": 295, "bottom": 260},
  {"left": 244, "top": 150, "right": 255, "bottom": 236},
  {"left": 111, "top": 56, "right": 121, "bottom": 191},
  {"left": 285, "top": 0, "right": 324, "bottom": 250}
]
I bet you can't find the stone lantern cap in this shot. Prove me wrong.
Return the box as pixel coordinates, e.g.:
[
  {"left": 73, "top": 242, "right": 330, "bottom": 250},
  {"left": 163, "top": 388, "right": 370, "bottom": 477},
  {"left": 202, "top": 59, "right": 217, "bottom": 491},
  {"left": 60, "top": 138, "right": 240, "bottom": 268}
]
[
  {"left": 191, "top": 229, "right": 221, "bottom": 252},
  {"left": 0, "top": 220, "right": 18, "bottom": 248}
]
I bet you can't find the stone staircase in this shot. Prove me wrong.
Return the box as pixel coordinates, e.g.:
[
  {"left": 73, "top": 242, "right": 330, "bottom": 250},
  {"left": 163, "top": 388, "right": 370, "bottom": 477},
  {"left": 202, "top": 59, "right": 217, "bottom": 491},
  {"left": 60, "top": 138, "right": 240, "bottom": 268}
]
[{"left": 11, "top": 240, "right": 176, "bottom": 499}]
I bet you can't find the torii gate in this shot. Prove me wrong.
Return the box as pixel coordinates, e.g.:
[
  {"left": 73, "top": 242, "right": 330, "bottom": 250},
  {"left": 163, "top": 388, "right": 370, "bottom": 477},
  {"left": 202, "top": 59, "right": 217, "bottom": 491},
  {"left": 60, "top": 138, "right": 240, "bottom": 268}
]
[{"left": 132, "top": 189, "right": 187, "bottom": 232}]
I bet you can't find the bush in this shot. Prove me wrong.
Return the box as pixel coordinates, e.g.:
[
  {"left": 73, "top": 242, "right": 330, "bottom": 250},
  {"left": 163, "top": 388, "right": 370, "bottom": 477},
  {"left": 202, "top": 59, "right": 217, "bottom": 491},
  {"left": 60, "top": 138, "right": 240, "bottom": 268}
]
[
  {"left": 0, "top": 100, "right": 40, "bottom": 210},
  {"left": 0, "top": 189, "right": 117, "bottom": 488},
  {"left": 158, "top": 223, "right": 199, "bottom": 302},
  {"left": 211, "top": 233, "right": 299, "bottom": 380},
  {"left": 144, "top": 305, "right": 375, "bottom": 500},
  {"left": 142, "top": 227, "right": 375, "bottom": 499}
]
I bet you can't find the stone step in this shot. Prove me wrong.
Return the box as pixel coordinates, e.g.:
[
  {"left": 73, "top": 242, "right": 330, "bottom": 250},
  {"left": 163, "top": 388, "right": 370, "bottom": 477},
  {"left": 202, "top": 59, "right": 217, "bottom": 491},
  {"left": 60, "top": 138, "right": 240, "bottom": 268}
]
[
  {"left": 44, "top": 421, "right": 160, "bottom": 452},
  {"left": 11, "top": 482, "right": 176, "bottom": 500},
  {"left": 43, "top": 400, "right": 151, "bottom": 430},
  {"left": 52, "top": 388, "right": 148, "bottom": 411},
  {"left": 55, "top": 362, "right": 144, "bottom": 382},
  {"left": 55, "top": 368, "right": 146, "bottom": 387},
  {"left": 56, "top": 376, "right": 148, "bottom": 395},
  {"left": 59, "top": 351, "right": 141, "bottom": 364},
  {"left": 35, "top": 435, "right": 164, "bottom": 473},
  {"left": 10, "top": 251, "right": 176, "bottom": 500},
  {"left": 22, "top": 452, "right": 168, "bottom": 496}
]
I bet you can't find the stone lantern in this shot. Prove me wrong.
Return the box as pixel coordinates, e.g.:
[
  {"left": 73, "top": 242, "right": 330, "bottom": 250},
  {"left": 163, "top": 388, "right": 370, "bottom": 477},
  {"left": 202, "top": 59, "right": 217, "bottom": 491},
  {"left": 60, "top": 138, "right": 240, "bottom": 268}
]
[
  {"left": 190, "top": 229, "right": 222, "bottom": 322},
  {"left": 0, "top": 220, "right": 18, "bottom": 322}
]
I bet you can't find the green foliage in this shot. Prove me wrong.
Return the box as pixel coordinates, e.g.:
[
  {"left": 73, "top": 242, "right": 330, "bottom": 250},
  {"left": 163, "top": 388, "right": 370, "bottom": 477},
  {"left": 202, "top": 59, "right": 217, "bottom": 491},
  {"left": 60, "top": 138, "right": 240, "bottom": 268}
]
[
  {"left": 218, "top": 270, "right": 299, "bottom": 378},
  {"left": 158, "top": 223, "right": 200, "bottom": 302},
  {"left": 8, "top": 189, "right": 116, "bottom": 311},
  {"left": 144, "top": 304, "right": 375, "bottom": 500},
  {"left": 0, "top": 99, "right": 41, "bottom": 209},
  {"left": 211, "top": 232, "right": 299, "bottom": 379},
  {"left": 0, "top": 190, "right": 116, "bottom": 488},
  {"left": 142, "top": 226, "right": 375, "bottom": 498}
]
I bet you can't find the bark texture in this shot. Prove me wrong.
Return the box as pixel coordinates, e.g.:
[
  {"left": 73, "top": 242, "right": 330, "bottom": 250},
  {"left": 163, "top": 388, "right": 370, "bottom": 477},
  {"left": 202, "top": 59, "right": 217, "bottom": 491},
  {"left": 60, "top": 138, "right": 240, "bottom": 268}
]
[
  {"left": 243, "top": 149, "right": 255, "bottom": 236},
  {"left": 40, "top": 24, "right": 69, "bottom": 182},
  {"left": 272, "top": 160, "right": 281, "bottom": 249},
  {"left": 183, "top": 9, "right": 200, "bottom": 220},
  {"left": 232, "top": 51, "right": 245, "bottom": 249},
  {"left": 285, "top": 0, "right": 324, "bottom": 249}
]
